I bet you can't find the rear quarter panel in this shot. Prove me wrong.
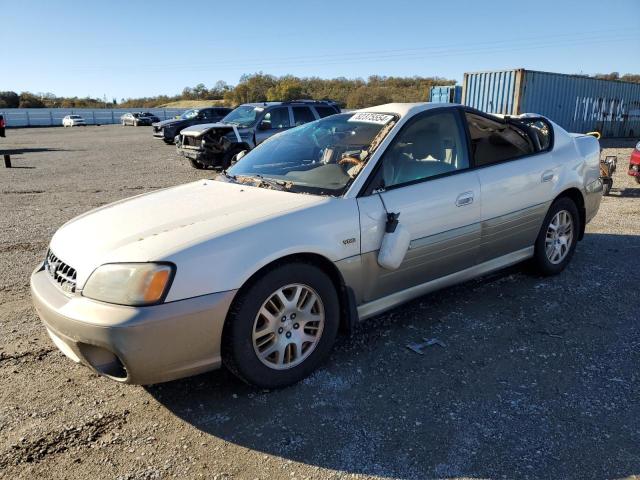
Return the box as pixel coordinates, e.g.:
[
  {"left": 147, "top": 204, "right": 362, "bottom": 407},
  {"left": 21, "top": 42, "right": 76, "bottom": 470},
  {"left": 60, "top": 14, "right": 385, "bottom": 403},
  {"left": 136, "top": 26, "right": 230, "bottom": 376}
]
[{"left": 552, "top": 124, "right": 602, "bottom": 223}]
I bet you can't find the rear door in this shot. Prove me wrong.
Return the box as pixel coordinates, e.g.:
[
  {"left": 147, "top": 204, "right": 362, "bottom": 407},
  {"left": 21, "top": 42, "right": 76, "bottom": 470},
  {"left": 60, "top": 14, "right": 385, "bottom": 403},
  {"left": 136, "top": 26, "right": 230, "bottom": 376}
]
[
  {"left": 463, "top": 111, "right": 558, "bottom": 262},
  {"left": 357, "top": 108, "right": 481, "bottom": 302}
]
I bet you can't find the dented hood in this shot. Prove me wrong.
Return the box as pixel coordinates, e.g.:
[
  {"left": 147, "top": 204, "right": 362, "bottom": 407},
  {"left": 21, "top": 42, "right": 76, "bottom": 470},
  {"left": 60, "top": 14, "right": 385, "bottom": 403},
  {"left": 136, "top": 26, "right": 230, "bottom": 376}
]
[
  {"left": 180, "top": 122, "right": 236, "bottom": 137},
  {"left": 49, "top": 180, "right": 326, "bottom": 288}
]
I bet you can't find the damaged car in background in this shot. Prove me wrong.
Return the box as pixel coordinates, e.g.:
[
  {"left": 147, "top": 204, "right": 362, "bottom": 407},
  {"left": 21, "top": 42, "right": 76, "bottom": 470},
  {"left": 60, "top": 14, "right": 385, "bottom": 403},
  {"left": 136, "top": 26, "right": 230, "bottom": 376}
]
[
  {"left": 176, "top": 100, "right": 340, "bottom": 169},
  {"left": 152, "top": 107, "right": 232, "bottom": 144},
  {"left": 31, "top": 103, "right": 603, "bottom": 389}
]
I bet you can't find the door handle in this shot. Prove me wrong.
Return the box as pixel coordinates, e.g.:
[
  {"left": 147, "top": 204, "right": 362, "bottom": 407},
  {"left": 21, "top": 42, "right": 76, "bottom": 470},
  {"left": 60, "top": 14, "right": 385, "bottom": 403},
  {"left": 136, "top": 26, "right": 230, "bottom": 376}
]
[
  {"left": 541, "top": 170, "right": 554, "bottom": 182},
  {"left": 456, "top": 191, "right": 474, "bottom": 207}
]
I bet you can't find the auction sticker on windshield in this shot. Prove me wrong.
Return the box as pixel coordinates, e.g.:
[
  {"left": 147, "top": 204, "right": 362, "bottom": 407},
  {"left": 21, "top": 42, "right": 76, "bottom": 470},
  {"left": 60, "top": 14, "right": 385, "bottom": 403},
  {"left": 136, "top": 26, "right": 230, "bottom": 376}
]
[{"left": 348, "top": 112, "right": 394, "bottom": 125}]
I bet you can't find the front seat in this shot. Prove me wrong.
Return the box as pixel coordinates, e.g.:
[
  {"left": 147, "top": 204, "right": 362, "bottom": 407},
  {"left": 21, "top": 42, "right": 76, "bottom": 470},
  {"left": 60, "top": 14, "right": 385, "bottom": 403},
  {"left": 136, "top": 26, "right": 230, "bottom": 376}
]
[{"left": 393, "top": 124, "right": 456, "bottom": 184}]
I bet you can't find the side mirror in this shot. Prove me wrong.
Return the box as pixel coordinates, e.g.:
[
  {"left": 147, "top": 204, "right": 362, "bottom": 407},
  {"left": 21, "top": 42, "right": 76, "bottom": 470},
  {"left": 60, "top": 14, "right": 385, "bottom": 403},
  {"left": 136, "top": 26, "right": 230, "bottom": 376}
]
[
  {"left": 233, "top": 150, "right": 248, "bottom": 163},
  {"left": 258, "top": 122, "right": 269, "bottom": 131}
]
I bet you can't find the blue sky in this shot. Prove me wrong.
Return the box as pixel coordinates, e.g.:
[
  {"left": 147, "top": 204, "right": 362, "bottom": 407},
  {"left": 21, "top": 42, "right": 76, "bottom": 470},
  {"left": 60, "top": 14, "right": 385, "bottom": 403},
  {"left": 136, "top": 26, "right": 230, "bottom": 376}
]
[{"left": 2, "top": 0, "right": 639, "bottom": 99}]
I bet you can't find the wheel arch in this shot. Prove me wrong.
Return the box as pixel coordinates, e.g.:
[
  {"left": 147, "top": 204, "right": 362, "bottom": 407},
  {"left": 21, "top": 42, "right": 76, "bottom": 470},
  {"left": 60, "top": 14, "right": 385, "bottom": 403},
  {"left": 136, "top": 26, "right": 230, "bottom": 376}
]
[
  {"left": 222, "top": 252, "right": 356, "bottom": 339},
  {"left": 554, "top": 187, "right": 586, "bottom": 240}
]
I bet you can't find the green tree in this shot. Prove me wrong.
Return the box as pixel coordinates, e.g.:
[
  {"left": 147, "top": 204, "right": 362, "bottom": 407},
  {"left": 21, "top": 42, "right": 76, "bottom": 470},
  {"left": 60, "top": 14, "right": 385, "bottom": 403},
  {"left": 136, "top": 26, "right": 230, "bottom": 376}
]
[
  {"left": 267, "top": 77, "right": 306, "bottom": 101},
  {"left": 18, "top": 92, "right": 45, "bottom": 108},
  {"left": 0, "top": 91, "right": 20, "bottom": 108}
]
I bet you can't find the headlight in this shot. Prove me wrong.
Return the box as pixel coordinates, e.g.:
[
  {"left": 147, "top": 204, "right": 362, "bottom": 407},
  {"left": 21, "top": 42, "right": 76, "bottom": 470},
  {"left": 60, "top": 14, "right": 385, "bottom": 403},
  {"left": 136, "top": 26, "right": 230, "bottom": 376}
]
[{"left": 82, "top": 263, "right": 174, "bottom": 306}]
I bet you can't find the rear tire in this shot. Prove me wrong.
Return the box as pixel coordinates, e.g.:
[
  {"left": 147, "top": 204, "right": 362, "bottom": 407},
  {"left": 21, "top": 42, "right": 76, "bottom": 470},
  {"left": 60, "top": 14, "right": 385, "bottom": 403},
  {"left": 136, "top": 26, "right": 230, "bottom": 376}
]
[
  {"left": 222, "top": 262, "right": 340, "bottom": 389},
  {"left": 531, "top": 197, "right": 579, "bottom": 276}
]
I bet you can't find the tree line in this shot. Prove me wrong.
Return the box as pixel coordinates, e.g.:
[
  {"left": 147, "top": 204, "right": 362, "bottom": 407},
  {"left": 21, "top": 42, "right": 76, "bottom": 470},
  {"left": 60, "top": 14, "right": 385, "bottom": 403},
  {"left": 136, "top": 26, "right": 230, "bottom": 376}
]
[{"left": 1, "top": 72, "right": 638, "bottom": 110}]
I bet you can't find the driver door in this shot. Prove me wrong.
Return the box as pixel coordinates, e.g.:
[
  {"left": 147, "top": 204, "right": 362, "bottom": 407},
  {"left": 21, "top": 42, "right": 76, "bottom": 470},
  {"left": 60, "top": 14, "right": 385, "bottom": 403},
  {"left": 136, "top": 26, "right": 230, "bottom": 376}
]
[
  {"left": 255, "top": 107, "right": 292, "bottom": 145},
  {"left": 357, "top": 108, "right": 481, "bottom": 302}
]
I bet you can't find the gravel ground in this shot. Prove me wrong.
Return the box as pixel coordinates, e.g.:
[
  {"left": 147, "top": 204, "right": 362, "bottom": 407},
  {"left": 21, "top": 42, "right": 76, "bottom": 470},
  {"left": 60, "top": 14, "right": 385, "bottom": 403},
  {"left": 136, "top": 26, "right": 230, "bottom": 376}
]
[{"left": 0, "top": 126, "right": 638, "bottom": 480}]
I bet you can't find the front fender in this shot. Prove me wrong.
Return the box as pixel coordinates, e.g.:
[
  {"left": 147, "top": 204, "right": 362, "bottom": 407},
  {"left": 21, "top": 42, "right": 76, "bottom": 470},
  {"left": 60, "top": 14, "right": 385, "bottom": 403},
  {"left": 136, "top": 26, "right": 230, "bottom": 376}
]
[{"left": 163, "top": 198, "right": 361, "bottom": 302}]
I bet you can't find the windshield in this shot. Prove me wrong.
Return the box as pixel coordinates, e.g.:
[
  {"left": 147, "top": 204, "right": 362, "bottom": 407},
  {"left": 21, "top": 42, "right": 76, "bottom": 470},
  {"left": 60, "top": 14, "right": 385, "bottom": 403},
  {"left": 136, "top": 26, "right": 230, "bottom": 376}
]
[
  {"left": 180, "top": 109, "right": 199, "bottom": 120},
  {"left": 222, "top": 105, "right": 263, "bottom": 127},
  {"left": 224, "top": 112, "right": 397, "bottom": 195}
]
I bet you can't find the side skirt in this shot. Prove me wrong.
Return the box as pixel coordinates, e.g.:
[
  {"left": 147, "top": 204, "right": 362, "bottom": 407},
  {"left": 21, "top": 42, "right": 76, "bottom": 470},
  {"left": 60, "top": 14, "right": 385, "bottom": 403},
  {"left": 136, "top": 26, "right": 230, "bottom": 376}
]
[{"left": 357, "top": 246, "right": 534, "bottom": 321}]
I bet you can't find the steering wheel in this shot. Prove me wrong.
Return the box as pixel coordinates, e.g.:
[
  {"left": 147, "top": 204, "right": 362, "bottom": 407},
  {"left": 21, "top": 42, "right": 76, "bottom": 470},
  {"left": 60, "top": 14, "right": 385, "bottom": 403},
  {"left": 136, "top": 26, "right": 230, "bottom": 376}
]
[{"left": 338, "top": 156, "right": 363, "bottom": 167}]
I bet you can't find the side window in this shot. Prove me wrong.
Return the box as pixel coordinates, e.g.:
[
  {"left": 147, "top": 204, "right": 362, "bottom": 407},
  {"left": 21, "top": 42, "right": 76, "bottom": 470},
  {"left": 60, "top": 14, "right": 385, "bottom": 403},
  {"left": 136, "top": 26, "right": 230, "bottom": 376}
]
[
  {"left": 314, "top": 106, "right": 337, "bottom": 118},
  {"left": 292, "top": 106, "right": 316, "bottom": 126},
  {"left": 378, "top": 110, "right": 469, "bottom": 189},
  {"left": 261, "top": 107, "right": 291, "bottom": 129},
  {"left": 465, "top": 113, "right": 536, "bottom": 167}
]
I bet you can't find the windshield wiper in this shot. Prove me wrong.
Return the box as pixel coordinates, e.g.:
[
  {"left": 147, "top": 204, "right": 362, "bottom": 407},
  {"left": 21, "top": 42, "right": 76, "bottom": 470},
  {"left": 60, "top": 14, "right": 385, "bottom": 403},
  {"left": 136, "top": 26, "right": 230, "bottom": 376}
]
[
  {"left": 220, "top": 170, "right": 238, "bottom": 182},
  {"left": 237, "top": 174, "right": 292, "bottom": 191}
]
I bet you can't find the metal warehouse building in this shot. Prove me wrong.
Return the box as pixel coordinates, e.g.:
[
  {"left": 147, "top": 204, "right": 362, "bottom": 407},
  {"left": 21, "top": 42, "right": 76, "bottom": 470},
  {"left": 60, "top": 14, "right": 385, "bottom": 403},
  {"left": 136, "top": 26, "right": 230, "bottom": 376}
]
[{"left": 462, "top": 69, "right": 640, "bottom": 137}]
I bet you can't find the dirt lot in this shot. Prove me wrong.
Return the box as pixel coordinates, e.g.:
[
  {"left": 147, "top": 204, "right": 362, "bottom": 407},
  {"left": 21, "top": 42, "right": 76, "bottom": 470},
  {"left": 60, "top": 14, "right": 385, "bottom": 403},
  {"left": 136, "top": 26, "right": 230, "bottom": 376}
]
[{"left": 0, "top": 125, "right": 638, "bottom": 480}]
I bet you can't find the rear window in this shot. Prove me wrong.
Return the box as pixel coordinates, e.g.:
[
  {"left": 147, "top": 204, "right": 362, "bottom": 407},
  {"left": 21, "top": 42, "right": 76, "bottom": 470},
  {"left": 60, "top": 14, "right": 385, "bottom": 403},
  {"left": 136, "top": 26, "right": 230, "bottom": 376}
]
[
  {"left": 314, "top": 106, "right": 338, "bottom": 118},
  {"left": 292, "top": 106, "right": 316, "bottom": 126},
  {"left": 519, "top": 118, "right": 552, "bottom": 151}
]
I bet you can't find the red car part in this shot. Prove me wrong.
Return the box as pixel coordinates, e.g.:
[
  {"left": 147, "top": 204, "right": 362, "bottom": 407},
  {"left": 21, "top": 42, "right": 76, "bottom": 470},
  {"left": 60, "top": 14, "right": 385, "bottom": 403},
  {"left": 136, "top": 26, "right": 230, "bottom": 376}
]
[{"left": 629, "top": 143, "right": 640, "bottom": 178}]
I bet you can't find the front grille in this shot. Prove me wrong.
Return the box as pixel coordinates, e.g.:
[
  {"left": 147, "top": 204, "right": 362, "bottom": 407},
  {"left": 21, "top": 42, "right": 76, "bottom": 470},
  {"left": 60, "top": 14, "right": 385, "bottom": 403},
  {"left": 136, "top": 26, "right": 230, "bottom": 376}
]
[{"left": 45, "top": 250, "right": 77, "bottom": 294}]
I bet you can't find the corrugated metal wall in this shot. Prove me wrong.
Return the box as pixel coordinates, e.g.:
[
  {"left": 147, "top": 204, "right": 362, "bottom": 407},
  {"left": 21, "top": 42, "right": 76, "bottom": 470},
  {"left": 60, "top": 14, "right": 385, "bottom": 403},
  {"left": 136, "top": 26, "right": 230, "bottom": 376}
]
[
  {"left": 1, "top": 108, "right": 187, "bottom": 127},
  {"left": 520, "top": 71, "right": 640, "bottom": 137},
  {"left": 430, "top": 85, "right": 462, "bottom": 103},
  {"left": 462, "top": 70, "right": 519, "bottom": 115},
  {"left": 462, "top": 69, "right": 640, "bottom": 137}
]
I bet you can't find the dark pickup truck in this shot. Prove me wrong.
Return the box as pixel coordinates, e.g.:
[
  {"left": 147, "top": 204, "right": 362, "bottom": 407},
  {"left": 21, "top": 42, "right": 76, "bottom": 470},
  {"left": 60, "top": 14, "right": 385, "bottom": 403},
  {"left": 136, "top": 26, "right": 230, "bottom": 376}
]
[
  {"left": 152, "top": 107, "right": 232, "bottom": 144},
  {"left": 176, "top": 100, "right": 340, "bottom": 169}
]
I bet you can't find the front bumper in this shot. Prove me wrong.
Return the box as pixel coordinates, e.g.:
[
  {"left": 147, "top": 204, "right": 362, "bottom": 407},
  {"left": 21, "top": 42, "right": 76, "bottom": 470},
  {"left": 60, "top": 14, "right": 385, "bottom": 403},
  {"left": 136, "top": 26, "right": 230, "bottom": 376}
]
[
  {"left": 30, "top": 265, "right": 236, "bottom": 384},
  {"left": 153, "top": 126, "right": 171, "bottom": 140}
]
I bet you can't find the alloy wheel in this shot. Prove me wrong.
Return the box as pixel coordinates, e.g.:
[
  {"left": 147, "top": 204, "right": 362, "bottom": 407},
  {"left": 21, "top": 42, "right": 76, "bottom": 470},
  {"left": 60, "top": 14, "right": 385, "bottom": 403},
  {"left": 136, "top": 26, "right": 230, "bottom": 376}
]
[
  {"left": 252, "top": 283, "right": 325, "bottom": 370},
  {"left": 545, "top": 209, "right": 573, "bottom": 264}
]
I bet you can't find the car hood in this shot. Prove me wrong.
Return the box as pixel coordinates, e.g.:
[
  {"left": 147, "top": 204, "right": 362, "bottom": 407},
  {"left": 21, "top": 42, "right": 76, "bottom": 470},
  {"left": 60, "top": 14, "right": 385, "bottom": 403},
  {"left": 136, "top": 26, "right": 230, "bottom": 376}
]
[
  {"left": 180, "top": 122, "right": 233, "bottom": 137},
  {"left": 49, "top": 180, "right": 327, "bottom": 288}
]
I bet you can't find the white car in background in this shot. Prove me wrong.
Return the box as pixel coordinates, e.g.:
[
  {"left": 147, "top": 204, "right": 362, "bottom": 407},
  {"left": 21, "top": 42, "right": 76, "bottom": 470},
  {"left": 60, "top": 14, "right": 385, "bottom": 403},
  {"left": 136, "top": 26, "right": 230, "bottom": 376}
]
[
  {"left": 31, "top": 103, "right": 603, "bottom": 389},
  {"left": 62, "top": 114, "right": 86, "bottom": 127}
]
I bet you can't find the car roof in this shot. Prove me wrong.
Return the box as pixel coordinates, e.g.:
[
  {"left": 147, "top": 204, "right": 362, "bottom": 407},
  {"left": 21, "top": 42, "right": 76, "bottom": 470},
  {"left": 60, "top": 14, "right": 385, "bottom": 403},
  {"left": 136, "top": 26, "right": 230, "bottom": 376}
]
[
  {"left": 357, "top": 102, "right": 458, "bottom": 118},
  {"left": 239, "top": 101, "right": 336, "bottom": 108}
]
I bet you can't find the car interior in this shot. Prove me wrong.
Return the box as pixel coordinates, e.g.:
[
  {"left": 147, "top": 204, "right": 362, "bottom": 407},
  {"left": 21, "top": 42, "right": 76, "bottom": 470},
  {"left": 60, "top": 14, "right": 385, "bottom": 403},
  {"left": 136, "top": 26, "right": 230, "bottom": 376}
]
[
  {"left": 466, "top": 113, "right": 536, "bottom": 166},
  {"left": 261, "top": 108, "right": 290, "bottom": 129},
  {"left": 380, "top": 112, "right": 468, "bottom": 187}
]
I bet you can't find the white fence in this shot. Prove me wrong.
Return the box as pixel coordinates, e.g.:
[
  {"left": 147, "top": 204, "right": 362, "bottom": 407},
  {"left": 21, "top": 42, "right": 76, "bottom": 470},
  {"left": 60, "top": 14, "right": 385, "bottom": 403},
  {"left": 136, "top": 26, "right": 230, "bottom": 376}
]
[{"left": 1, "top": 108, "right": 188, "bottom": 127}]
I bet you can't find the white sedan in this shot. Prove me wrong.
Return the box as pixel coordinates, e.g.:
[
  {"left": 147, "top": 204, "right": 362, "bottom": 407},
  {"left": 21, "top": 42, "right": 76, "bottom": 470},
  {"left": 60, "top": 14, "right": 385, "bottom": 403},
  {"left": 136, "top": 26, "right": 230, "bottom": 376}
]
[
  {"left": 62, "top": 114, "right": 86, "bottom": 127},
  {"left": 31, "top": 103, "right": 603, "bottom": 388}
]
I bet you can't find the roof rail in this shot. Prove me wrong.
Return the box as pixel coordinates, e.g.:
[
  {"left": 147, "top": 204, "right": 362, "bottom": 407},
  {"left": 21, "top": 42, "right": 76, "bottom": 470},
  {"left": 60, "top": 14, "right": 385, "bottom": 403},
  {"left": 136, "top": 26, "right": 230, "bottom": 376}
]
[{"left": 281, "top": 99, "right": 329, "bottom": 104}]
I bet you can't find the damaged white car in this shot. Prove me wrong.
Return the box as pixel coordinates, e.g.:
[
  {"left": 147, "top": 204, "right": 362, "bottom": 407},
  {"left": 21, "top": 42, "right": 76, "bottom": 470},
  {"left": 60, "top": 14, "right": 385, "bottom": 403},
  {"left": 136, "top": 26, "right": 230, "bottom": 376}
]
[{"left": 31, "top": 103, "right": 603, "bottom": 388}]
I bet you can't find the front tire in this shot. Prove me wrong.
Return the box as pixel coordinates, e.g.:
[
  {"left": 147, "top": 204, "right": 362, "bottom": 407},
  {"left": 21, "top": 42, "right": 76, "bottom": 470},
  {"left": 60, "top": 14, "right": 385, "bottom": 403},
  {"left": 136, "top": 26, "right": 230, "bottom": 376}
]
[
  {"left": 188, "top": 158, "right": 204, "bottom": 169},
  {"left": 532, "top": 197, "right": 579, "bottom": 276},
  {"left": 222, "top": 262, "right": 340, "bottom": 388}
]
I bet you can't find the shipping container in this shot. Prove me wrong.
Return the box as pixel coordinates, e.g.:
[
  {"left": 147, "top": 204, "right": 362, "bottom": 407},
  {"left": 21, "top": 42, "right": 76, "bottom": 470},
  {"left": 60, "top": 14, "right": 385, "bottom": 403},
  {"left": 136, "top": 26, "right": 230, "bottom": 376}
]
[
  {"left": 462, "top": 69, "right": 640, "bottom": 137},
  {"left": 429, "top": 85, "right": 462, "bottom": 104}
]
